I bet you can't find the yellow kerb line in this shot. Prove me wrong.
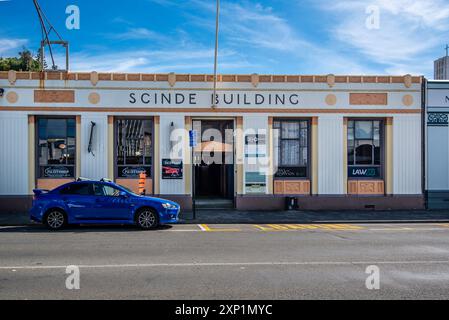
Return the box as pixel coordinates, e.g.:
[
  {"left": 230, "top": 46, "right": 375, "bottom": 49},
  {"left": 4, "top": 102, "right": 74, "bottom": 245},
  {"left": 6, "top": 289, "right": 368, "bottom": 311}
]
[
  {"left": 253, "top": 224, "right": 365, "bottom": 231},
  {"left": 199, "top": 224, "right": 241, "bottom": 232}
]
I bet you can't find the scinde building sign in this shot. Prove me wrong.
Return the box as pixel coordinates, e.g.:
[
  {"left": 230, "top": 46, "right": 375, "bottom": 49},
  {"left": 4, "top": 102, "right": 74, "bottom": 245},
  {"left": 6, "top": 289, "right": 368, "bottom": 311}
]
[{"left": 128, "top": 91, "right": 301, "bottom": 107}]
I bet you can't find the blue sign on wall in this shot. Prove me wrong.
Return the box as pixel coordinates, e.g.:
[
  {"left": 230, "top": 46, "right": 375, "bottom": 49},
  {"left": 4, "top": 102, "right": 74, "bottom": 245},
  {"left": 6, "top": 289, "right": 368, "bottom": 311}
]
[{"left": 189, "top": 130, "right": 197, "bottom": 147}]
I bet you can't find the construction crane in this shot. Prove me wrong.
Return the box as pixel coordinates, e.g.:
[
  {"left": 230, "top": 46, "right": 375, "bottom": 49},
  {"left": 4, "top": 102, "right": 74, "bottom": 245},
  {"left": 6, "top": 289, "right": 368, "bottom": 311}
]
[{"left": 33, "top": 0, "right": 69, "bottom": 71}]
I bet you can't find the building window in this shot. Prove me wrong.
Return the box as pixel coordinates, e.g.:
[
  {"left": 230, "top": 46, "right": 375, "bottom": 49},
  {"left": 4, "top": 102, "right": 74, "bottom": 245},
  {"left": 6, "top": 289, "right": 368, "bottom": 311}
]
[
  {"left": 115, "top": 118, "right": 153, "bottom": 178},
  {"left": 347, "top": 120, "right": 382, "bottom": 179},
  {"left": 273, "top": 119, "right": 309, "bottom": 178},
  {"left": 37, "top": 117, "right": 76, "bottom": 178}
]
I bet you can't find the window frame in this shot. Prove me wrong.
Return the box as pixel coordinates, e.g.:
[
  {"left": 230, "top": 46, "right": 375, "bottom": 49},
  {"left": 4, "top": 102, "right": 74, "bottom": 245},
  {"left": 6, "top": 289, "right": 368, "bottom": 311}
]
[
  {"left": 347, "top": 118, "right": 384, "bottom": 180},
  {"left": 273, "top": 118, "right": 311, "bottom": 180},
  {"left": 113, "top": 116, "right": 154, "bottom": 179},
  {"left": 35, "top": 116, "right": 77, "bottom": 179}
]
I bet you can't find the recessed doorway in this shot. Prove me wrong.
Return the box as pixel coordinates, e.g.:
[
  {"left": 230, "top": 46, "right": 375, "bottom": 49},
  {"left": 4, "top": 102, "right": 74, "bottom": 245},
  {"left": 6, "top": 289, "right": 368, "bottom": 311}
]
[{"left": 192, "top": 119, "right": 234, "bottom": 208}]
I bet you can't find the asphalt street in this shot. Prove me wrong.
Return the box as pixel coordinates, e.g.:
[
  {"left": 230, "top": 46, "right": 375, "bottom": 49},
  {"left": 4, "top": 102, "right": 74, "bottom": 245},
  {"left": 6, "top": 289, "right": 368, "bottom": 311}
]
[{"left": 1, "top": 222, "right": 449, "bottom": 299}]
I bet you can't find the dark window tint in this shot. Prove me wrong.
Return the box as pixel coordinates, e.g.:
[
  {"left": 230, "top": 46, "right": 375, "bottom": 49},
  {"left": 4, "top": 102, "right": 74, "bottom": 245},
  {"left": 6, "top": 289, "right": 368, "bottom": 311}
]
[
  {"left": 37, "top": 118, "right": 76, "bottom": 178},
  {"left": 347, "top": 120, "right": 382, "bottom": 178},
  {"left": 116, "top": 119, "right": 152, "bottom": 166},
  {"left": 93, "top": 184, "right": 122, "bottom": 197},
  {"left": 60, "top": 183, "right": 92, "bottom": 195},
  {"left": 115, "top": 118, "right": 153, "bottom": 178},
  {"left": 273, "top": 120, "right": 309, "bottom": 178}
]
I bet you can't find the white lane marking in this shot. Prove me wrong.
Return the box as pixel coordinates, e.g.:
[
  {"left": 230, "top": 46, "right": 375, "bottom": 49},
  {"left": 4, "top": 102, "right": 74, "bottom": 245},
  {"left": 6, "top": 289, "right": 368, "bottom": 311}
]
[
  {"left": 161, "top": 229, "right": 200, "bottom": 232},
  {"left": 1, "top": 260, "right": 449, "bottom": 270},
  {"left": 197, "top": 224, "right": 207, "bottom": 231},
  {"left": 0, "top": 226, "right": 27, "bottom": 229},
  {"left": 369, "top": 227, "right": 446, "bottom": 231}
]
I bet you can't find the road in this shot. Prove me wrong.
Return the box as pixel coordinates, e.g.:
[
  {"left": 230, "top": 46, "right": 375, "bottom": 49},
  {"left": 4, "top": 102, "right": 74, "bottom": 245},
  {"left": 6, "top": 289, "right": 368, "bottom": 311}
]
[{"left": 1, "top": 222, "right": 449, "bottom": 299}]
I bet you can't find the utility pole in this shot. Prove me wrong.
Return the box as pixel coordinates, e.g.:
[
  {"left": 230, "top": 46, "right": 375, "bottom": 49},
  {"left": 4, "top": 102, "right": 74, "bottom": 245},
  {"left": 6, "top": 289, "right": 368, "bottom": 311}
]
[{"left": 212, "top": 0, "right": 220, "bottom": 108}]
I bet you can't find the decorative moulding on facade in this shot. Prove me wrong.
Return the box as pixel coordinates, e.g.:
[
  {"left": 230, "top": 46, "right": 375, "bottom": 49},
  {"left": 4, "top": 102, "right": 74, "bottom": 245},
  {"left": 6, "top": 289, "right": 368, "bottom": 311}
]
[
  {"left": 325, "top": 94, "right": 337, "bottom": 106},
  {"left": 326, "top": 74, "right": 335, "bottom": 87},
  {"left": 0, "top": 71, "right": 423, "bottom": 85},
  {"left": 348, "top": 180, "right": 384, "bottom": 195},
  {"left": 349, "top": 93, "right": 388, "bottom": 105},
  {"left": 251, "top": 74, "right": 259, "bottom": 87},
  {"left": 274, "top": 180, "right": 310, "bottom": 195},
  {"left": 90, "top": 71, "right": 99, "bottom": 86},
  {"left": 403, "top": 74, "right": 412, "bottom": 88},
  {"left": 168, "top": 72, "right": 176, "bottom": 87},
  {"left": 8, "top": 70, "right": 17, "bottom": 85},
  {"left": 402, "top": 94, "right": 414, "bottom": 106},
  {"left": 6, "top": 91, "right": 18, "bottom": 103},
  {"left": 88, "top": 92, "right": 100, "bottom": 105},
  {"left": 34, "top": 90, "right": 75, "bottom": 103}
]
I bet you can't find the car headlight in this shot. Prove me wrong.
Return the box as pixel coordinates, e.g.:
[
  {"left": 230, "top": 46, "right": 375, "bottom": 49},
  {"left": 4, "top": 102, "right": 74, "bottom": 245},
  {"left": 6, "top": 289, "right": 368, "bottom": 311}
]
[{"left": 162, "top": 203, "right": 178, "bottom": 209}]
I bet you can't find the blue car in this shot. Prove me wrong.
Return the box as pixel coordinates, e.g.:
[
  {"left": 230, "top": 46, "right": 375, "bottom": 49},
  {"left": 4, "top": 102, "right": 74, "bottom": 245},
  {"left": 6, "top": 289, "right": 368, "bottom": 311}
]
[{"left": 30, "top": 178, "right": 180, "bottom": 230}]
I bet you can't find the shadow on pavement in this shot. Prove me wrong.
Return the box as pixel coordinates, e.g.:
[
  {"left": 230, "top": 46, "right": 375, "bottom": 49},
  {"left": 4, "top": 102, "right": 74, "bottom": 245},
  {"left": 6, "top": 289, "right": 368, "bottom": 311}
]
[{"left": 0, "top": 224, "right": 173, "bottom": 233}]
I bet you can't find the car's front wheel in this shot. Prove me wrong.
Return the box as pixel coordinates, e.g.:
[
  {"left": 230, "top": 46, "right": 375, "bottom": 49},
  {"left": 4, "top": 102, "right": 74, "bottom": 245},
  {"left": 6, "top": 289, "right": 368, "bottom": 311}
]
[
  {"left": 135, "top": 208, "right": 159, "bottom": 230},
  {"left": 44, "top": 209, "right": 67, "bottom": 231}
]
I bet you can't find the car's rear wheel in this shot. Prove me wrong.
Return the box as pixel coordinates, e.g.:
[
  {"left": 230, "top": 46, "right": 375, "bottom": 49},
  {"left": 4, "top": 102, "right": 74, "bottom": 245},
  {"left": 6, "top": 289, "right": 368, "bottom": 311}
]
[
  {"left": 44, "top": 209, "right": 67, "bottom": 231},
  {"left": 135, "top": 208, "right": 159, "bottom": 230}
]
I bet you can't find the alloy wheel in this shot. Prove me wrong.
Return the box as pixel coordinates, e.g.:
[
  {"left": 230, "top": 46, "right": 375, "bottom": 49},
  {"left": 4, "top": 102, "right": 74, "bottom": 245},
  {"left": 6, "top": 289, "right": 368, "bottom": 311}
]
[
  {"left": 138, "top": 210, "right": 157, "bottom": 229},
  {"left": 47, "top": 211, "right": 65, "bottom": 229}
]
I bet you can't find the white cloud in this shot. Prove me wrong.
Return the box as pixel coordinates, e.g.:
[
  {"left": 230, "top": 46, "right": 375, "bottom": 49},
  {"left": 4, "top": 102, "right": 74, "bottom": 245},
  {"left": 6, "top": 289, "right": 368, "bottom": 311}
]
[
  {"left": 170, "top": 0, "right": 375, "bottom": 74},
  {"left": 75, "top": 0, "right": 443, "bottom": 75},
  {"left": 316, "top": 0, "right": 449, "bottom": 76},
  {"left": 0, "top": 38, "right": 28, "bottom": 56},
  {"left": 67, "top": 48, "right": 256, "bottom": 73},
  {"left": 110, "top": 27, "right": 171, "bottom": 42}
]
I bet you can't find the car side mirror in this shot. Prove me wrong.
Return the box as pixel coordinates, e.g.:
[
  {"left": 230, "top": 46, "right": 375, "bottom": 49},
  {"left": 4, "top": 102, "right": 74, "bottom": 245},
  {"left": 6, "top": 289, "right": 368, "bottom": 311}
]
[{"left": 119, "top": 191, "right": 128, "bottom": 198}]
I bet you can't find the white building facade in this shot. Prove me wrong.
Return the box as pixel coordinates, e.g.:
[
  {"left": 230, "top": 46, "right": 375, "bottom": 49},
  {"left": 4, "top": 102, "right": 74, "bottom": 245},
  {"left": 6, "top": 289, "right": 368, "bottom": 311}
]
[{"left": 0, "top": 71, "right": 424, "bottom": 211}]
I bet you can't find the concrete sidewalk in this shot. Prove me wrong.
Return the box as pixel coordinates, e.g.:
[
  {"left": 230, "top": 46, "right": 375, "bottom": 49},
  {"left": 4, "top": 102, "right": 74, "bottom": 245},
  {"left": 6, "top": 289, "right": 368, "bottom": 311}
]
[
  {"left": 179, "top": 209, "right": 449, "bottom": 224},
  {"left": 2, "top": 209, "right": 449, "bottom": 226}
]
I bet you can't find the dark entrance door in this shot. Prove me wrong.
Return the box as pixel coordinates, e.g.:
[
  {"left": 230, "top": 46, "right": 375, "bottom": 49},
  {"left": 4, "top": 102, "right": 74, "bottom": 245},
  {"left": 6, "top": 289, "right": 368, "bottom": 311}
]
[{"left": 193, "top": 120, "right": 234, "bottom": 200}]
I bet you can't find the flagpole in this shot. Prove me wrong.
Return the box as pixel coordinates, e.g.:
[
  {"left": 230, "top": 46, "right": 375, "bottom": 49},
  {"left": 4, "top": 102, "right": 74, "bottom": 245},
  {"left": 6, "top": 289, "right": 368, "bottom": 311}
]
[{"left": 212, "top": 0, "right": 220, "bottom": 108}]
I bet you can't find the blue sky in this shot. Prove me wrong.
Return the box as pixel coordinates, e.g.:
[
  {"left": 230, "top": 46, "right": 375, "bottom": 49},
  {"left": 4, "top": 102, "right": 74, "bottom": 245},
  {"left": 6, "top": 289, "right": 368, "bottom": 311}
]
[{"left": 1, "top": 0, "right": 448, "bottom": 77}]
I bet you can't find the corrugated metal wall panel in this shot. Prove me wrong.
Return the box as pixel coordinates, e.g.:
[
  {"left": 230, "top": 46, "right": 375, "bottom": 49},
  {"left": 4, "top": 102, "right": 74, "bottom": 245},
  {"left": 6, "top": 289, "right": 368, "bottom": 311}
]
[
  {"left": 318, "top": 115, "right": 344, "bottom": 194},
  {"left": 393, "top": 115, "right": 422, "bottom": 194},
  {"left": 80, "top": 114, "right": 108, "bottom": 180},
  {"left": 0, "top": 112, "right": 29, "bottom": 195}
]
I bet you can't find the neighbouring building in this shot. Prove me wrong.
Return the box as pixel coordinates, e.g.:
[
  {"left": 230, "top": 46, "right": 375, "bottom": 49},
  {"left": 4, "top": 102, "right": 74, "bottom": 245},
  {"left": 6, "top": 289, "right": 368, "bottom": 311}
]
[
  {"left": 426, "top": 80, "right": 449, "bottom": 208},
  {"left": 0, "top": 71, "right": 424, "bottom": 212},
  {"left": 434, "top": 48, "right": 449, "bottom": 80}
]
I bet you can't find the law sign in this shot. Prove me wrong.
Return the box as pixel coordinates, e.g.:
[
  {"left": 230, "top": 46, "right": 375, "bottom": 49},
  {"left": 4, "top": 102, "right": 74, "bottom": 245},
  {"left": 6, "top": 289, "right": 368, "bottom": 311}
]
[{"left": 348, "top": 166, "right": 380, "bottom": 178}]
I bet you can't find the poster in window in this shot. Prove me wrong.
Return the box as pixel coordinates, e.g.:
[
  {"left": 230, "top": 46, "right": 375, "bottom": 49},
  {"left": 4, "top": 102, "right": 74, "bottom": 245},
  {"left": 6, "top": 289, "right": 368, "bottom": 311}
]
[
  {"left": 117, "top": 166, "right": 151, "bottom": 178},
  {"left": 162, "top": 159, "right": 183, "bottom": 179},
  {"left": 41, "top": 166, "right": 74, "bottom": 178},
  {"left": 245, "top": 172, "right": 266, "bottom": 194},
  {"left": 245, "top": 134, "right": 266, "bottom": 158}
]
